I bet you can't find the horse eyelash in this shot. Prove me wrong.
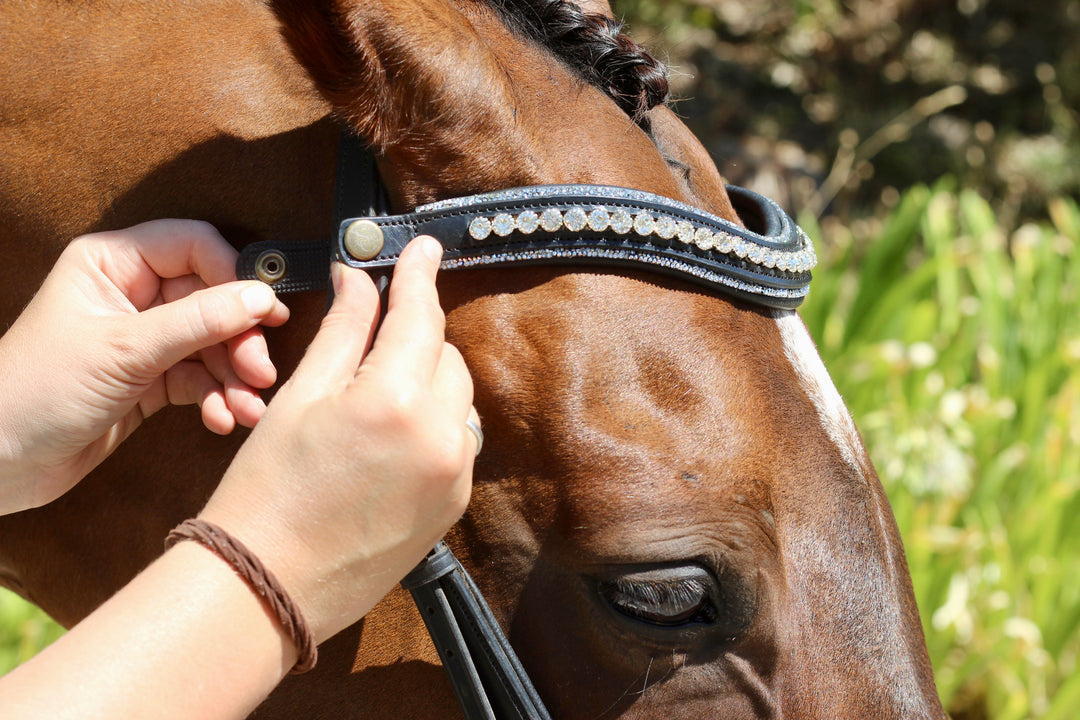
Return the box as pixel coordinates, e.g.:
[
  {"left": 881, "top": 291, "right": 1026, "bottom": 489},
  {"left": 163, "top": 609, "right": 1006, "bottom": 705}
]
[{"left": 609, "top": 576, "right": 710, "bottom": 614}]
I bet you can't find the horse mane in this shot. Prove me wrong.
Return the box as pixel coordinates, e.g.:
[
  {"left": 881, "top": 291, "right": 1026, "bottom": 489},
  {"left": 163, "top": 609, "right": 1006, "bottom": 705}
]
[{"left": 487, "top": 0, "right": 669, "bottom": 124}]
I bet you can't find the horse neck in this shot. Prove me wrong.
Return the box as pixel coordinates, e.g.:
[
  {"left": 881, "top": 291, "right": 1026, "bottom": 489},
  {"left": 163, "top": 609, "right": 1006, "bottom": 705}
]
[{"left": 0, "top": 1, "right": 335, "bottom": 251}]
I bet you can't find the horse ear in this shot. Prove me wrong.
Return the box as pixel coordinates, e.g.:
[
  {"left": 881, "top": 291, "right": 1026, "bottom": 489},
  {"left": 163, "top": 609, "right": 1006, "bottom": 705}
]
[
  {"left": 269, "top": 0, "right": 515, "bottom": 149},
  {"left": 268, "top": 1, "right": 373, "bottom": 128}
]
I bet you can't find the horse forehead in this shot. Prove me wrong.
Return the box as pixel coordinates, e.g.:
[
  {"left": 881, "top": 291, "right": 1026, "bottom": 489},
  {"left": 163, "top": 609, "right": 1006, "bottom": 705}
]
[{"left": 481, "top": 276, "right": 835, "bottom": 500}]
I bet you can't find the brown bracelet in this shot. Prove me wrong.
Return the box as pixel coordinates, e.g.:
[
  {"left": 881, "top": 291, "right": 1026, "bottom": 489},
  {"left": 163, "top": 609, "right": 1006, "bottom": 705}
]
[{"left": 165, "top": 518, "right": 318, "bottom": 674}]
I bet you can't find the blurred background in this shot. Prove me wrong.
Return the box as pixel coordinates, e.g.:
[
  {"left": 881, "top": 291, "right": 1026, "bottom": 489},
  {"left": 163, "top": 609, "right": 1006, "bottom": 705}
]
[{"left": 2, "top": 1, "right": 1078, "bottom": 717}]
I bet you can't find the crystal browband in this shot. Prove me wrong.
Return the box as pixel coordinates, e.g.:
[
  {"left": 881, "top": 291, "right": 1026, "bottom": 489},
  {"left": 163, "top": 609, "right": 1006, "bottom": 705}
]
[{"left": 237, "top": 184, "right": 816, "bottom": 308}]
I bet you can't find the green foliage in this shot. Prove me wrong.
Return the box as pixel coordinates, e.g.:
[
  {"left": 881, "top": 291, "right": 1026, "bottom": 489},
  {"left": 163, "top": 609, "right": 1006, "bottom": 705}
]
[
  {"left": 803, "top": 184, "right": 1080, "bottom": 718},
  {"left": 0, "top": 588, "right": 63, "bottom": 675}
]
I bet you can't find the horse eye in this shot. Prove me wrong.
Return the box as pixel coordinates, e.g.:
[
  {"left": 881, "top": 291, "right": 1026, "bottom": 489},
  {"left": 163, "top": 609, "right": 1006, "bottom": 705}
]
[{"left": 599, "top": 566, "right": 718, "bottom": 627}]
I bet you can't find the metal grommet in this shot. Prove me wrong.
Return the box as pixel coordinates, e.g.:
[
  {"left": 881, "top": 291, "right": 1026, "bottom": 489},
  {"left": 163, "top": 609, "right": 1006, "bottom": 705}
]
[
  {"left": 254, "top": 250, "right": 286, "bottom": 284},
  {"left": 343, "top": 219, "right": 385, "bottom": 261}
]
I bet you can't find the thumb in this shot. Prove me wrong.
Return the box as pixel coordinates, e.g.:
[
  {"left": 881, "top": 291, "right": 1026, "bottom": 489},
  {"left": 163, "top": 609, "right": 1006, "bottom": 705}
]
[{"left": 123, "top": 281, "right": 280, "bottom": 375}]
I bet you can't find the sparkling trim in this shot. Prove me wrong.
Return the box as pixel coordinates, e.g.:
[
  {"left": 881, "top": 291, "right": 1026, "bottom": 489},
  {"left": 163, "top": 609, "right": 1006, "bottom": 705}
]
[
  {"left": 633, "top": 212, "right": 655, "bottom": 236},
  {"left": 368, "top": 184, "right": 818, "bottom": 307},
  {"left": 540, "top": 208, "right": 562, "bottom": 232},
  {"left": 587, "top": 208, "right": 610, "bottom": 231},
  {"left": 492, "top": 213, "right": 515, "bottom": 237},
  {"left": 610, "top": 209, "right": 633, "bottom": 235},
  {"left": 459, "top": 204, "right": 817, "bottom": 273},
  {"left": 564, "top": 207, "right": 588, "bottom": 232},
  {"left": 441, "top": 247, "right": 809, "bottom": 300},
  {"left": 516, "top": 211, "right": 539, "bottom": 234},
  {"left": 655, "top": 216, "right": 677, "bottom": 239},
  {"left": 468, "top": 217, "right": 491, "bottom": 241},
  {"left": 421, "top": 184, "right": 724, "bottom": 224}
]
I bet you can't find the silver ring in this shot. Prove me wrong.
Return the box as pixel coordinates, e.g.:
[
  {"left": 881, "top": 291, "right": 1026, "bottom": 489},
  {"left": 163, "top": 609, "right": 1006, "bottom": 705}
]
[{"left": 465, "top": 417, "right": 483, "bottom": 457}]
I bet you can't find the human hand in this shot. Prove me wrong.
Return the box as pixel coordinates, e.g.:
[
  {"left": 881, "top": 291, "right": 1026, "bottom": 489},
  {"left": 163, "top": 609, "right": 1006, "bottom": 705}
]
[
  {"left": 0, "top": 220, "right": 289, "bottom": 514},
  {"left": 200, "top": 236, "right": 476, "bottom": 645}
]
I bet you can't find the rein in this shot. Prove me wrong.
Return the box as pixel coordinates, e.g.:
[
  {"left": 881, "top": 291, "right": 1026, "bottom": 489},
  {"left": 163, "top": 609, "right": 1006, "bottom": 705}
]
[{"left": 235, "top": 133, "right": 815, "bottom": 720}]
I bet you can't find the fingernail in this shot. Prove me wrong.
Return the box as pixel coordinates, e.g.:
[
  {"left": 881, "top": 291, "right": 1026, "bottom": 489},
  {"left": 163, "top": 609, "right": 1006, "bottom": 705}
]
[
  {"left": 241, "top": 283, "right": 276, "bottom": 316},
  {"left": 331, "top": 262, "right": 345, "bottom": 294},
  {"left": 419, "top": 235, "right": 443, "bottom": 263}
]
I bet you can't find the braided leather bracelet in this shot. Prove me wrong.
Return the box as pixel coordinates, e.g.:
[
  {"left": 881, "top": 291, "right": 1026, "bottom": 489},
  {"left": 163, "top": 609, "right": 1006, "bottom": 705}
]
[{"left": 165, "top": 519, "right": 318, "bottom": 674}]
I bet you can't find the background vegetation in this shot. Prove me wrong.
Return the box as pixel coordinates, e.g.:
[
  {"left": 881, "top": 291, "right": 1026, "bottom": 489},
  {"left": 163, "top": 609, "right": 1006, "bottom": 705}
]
[{"left": 3, "top": 2, "right": 1078, "bottom": 718}]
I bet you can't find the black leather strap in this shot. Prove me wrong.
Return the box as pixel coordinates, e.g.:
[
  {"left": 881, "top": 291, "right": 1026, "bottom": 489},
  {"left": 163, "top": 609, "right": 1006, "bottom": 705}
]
[
  {"left": 333, "top": 131, "right": 384, "bottom": 226},
  {"left": 402, "top": 543, "right": 552, "bottom": 720},
  {"left": 238, "top": 184, "right": 815, "bottom": 308}
]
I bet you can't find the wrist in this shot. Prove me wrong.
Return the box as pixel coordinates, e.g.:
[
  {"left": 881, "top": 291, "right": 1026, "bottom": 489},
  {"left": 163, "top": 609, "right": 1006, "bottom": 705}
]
[
  {"left": 165, "top": 519, "right": 317, "bottom": 673},
  {"left": 0, "top": 400, "right": 37, "bottom": 515}
]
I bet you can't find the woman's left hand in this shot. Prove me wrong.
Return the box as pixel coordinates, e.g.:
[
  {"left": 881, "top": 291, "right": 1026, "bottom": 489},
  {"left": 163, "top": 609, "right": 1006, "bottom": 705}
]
[{"left": 0, "top": 220, "right": 289, "bottom": 514}]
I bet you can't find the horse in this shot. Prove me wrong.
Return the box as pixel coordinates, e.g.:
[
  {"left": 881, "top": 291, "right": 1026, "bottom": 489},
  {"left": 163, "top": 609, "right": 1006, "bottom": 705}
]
[{"left": 0, "top": 0, "right": 946, "bottom": 717}]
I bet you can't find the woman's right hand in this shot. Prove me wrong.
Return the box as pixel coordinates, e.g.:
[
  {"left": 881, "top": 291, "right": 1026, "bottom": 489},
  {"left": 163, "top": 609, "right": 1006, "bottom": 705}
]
[{"left": 199, "top": 235, "right": 477, "bottom": 645}]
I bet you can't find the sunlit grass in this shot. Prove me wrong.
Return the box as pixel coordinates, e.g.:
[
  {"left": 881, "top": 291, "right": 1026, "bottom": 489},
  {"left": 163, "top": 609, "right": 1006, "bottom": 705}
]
[
  {"left": 2, "top": 183, "right": 1078, "bottom": 717},
  {"left": 802, "top": 181, "right": 1080, "bottom": 719}
]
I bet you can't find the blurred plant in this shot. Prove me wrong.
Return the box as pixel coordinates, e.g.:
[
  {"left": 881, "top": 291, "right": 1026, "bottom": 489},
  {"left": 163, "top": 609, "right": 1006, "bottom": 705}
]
[
  {"left": 0, "top": 589, "right": 63, "bottom": 674},
  {"left": 801, "top": 183, "right": 1080, "bottom": 719},
  {"left": 616, "top": 0, "right": 1080, "bottom": 226}
]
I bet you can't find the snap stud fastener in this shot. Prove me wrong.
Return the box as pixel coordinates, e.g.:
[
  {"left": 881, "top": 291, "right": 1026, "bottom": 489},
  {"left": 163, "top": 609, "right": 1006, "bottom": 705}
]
[{"left": 344, "top": 219, "right": 384, "bottom": 260}]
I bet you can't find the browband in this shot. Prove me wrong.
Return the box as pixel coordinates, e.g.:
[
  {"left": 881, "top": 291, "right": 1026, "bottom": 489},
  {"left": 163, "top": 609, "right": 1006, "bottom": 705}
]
[{"left": 237, "top": 184, "right": 815, "bottom": 309}]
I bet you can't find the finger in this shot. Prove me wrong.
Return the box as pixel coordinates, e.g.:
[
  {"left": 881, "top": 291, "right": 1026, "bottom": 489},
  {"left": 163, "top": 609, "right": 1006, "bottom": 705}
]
[
  {"left": 361, "top": 236, "right": 446, "bottom": 382},
  {"left": 200, "top": 387, "right": 236, "bottom": 435},
  {"left": 282, "top": 262, "right": 380, "bottom": 400},
  {"left": 75, "top": 220, "right": 238, "bottom": 310},
  {"left": 163, "top": 275, "right": 290, "bottom": 329},
  {"left": 228, "top": 327, "right": 278, "bottom": 390},
  {"left": 121, "top": 219, "right": 238, "bottom": 285},
  {"left": 430, "top": 343, "right": 478, "bottom": 454},
  {"left": 430, "top": 341, "right": 475, "bottom": 414},
  {"left": 161, "top": 360, "right": 224, "bottom": 412},
  {"left": 160, "top": 273, "right": 209, "bottom": 304},
  {"left": 201, "top": 343, "right": 268, "bottom": 429},
  {"left": 122, "top": 281, "right": 283, "bottom": 376},
  {"left": 225, "top": 383, "right": 269, "bottom": 429}
]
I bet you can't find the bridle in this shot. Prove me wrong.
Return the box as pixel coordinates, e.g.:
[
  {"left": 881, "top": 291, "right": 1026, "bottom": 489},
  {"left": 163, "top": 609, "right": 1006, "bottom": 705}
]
[{"left": 236, "top": 132, "right": 815, "bottom": 719}]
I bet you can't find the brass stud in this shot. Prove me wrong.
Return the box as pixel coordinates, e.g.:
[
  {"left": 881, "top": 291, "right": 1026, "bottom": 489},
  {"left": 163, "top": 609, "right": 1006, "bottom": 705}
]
[
  {"left": 343, "top": 219, "right": 385, "bottom": 260},
  {"left": 254, "top": 250, "right": 286, "bottom": 284}
]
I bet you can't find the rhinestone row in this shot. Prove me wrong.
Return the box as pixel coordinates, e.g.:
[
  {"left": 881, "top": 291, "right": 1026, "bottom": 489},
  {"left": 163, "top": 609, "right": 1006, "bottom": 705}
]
[
  {"left": 466, "top": 206, "right": 816, "bottom": 273},
  {"left": 441, "top": 247, "right": 809, "bottom": 300}
]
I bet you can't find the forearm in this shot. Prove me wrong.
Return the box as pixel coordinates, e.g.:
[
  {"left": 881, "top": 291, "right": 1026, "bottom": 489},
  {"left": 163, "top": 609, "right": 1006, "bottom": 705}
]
[{"left": 0, "top": 542, "right": 296, "bottom": 720}]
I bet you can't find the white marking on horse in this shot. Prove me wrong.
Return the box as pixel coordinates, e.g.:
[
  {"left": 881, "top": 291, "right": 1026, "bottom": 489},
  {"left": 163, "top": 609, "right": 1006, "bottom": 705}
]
[
  {"left": 774, "top": 310, "right": 940, "bottom": 717},
  {"left": 772, "top": 309, "right": 868, "bottom": 480}
]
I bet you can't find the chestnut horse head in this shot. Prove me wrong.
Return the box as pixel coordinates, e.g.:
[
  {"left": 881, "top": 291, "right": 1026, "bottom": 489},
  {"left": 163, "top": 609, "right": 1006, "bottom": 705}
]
[{"left": 0, "top": 0, "right": 944, "bottom": 717}]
